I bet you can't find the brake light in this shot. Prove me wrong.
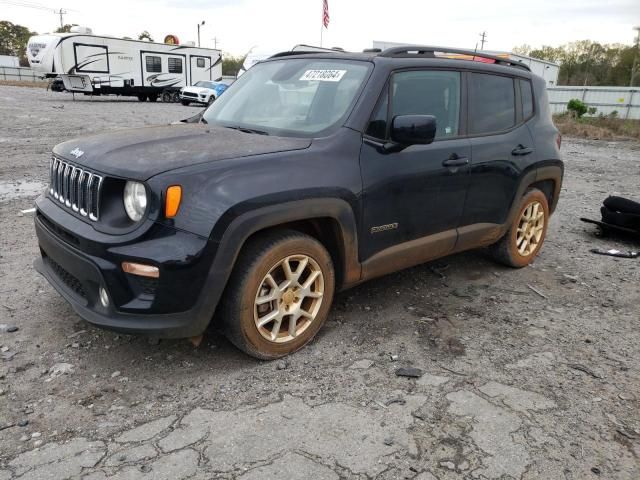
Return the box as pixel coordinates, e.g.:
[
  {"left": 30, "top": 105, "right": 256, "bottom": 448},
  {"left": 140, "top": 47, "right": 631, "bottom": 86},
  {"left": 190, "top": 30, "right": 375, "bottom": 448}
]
[{"left": 556, "top": 134, "right": 562, "bottom": 150}]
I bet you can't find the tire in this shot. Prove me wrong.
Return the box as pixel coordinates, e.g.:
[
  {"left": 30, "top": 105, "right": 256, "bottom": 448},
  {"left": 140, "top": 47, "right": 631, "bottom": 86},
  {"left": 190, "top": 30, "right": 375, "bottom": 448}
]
[
  {"left": 137, "top": 95, "right": 147, "bottom": 102},
  {"left": 147, "top": 94, "right": 158, "bottom": 102},
  {"left": 181, "top": 100, "right": 190, "bottom": 106},
  {"left": 161, "top": 91, "right": 172, "bottom": 103},
  {"left": 220, "top": 230, "right": 335, "bottom": 360},
  {"left": 490, "top": 189, "right": 550, "bottom": 268},
  {"left": 171, "top": 91, "right": 180, "bottom": 103},
  {"left": 207, "top": 95, "right": 215, "bottom": 106}
]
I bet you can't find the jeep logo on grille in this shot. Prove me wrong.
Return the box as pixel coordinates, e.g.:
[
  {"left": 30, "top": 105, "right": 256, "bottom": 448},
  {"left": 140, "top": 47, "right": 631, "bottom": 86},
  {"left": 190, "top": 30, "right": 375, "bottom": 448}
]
[{"left": 70, "top": 148, "right": 84, "bottom": 159}]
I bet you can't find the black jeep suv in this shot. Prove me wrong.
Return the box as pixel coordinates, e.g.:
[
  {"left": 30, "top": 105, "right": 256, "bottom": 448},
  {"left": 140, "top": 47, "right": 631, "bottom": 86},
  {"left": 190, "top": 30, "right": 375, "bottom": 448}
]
[{"left": 34, "top": 46, "right": 563, "bottom": 359}]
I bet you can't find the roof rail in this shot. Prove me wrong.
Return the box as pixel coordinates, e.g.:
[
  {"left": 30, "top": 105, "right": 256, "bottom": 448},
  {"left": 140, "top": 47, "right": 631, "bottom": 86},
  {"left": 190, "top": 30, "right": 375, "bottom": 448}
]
[{"left": 378, "top": 45, "right": 530, "bottom": 71}]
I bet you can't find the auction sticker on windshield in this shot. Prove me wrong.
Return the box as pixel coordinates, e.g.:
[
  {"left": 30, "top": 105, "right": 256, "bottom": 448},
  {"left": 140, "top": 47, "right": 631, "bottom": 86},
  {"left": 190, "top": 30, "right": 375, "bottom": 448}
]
[{"left": 299, "top": 70, "right": 347, "bottom": 82}]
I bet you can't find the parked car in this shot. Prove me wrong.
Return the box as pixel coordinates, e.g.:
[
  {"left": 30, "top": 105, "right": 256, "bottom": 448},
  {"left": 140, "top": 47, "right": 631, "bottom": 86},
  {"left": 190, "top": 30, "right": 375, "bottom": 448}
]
[
  {"left": 34, "top": 45, "right": 563, "bottom": 359},
  {"left": 179, "top": 81, "right": 228, "bottom": 106}
]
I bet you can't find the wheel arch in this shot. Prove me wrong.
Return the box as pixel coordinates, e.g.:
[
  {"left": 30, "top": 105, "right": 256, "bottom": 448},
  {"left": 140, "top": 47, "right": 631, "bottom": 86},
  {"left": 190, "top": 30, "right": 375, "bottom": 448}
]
[{"left": 209, "top": 198, "right": 361, "bottom": 302}]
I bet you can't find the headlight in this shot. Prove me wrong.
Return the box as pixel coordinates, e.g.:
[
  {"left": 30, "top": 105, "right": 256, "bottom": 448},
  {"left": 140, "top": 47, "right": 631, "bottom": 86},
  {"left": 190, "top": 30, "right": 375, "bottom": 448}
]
[{"left": 123, "top": 181, "right": 147, "bottom": 222}]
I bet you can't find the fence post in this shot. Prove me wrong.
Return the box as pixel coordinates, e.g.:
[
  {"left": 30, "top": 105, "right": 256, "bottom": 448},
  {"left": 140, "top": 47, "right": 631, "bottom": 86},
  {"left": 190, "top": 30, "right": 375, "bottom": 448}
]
[{"left": 627, "top": 90, "right": 635, "bottom": 120}]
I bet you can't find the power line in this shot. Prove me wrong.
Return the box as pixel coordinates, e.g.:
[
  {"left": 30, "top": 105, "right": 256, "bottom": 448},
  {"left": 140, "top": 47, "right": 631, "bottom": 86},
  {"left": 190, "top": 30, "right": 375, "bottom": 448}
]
[{"left": 0, "top": 0, "right": 52, "bottom": 11}]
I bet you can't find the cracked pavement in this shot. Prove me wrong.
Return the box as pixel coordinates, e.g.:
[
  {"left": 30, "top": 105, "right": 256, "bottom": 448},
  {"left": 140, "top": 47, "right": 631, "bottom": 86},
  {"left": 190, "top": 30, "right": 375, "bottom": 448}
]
[{"left": 1, "top": 86, "right": 639, "bottom": 479}]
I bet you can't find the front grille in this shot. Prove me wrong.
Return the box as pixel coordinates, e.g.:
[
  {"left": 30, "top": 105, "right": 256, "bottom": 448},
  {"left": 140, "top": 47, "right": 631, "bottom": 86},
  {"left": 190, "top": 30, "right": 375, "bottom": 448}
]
[
  {"left": 49, "top": 156, "right": 103, "bottom": 221},
  {"left": 37, "top": 212, "right": 80, "bottom": 246},
  {"left": 134, "top": 276, "right": 159, "bottom": 296},
  {"left": 182, "top": 92, "right": 198, "bottom": 98},
  {"left": 43, "top": 254, "right": 87, "bottom": 299}
]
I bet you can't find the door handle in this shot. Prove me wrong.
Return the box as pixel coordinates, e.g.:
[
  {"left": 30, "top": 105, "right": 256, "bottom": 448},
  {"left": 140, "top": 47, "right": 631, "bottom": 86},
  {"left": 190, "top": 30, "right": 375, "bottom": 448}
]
[
  {"left": 511, "top": 145, "right": 534, "bottom": 156},
  {"left": 442, "top": 155, "right": 469, "bottom": 168}
]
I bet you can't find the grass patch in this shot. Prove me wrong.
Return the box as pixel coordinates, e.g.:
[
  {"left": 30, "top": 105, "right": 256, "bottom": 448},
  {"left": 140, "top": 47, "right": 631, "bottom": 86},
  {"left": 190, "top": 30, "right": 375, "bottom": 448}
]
[{"left": 554, "top": 114, "right": 640, "bottom": 141}]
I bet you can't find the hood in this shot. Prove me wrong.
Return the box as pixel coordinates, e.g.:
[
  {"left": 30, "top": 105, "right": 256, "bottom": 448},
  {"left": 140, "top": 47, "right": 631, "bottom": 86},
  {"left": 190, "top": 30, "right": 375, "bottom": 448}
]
[
  {"left": 183, "top": 87, "right": 212, "bottom": 94},
  {"left": 53, "top": 124, "right": 311, "bottom": 180}
]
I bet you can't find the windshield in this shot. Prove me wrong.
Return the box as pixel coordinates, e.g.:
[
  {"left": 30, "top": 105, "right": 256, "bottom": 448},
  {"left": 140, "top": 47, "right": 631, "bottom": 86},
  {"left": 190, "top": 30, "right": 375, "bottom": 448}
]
[
  {"left": 194, "top": 81, "right": 216, "bottom": 89},
  {"left": 202, "top": 58, "right": 371, "bottom": 137}
]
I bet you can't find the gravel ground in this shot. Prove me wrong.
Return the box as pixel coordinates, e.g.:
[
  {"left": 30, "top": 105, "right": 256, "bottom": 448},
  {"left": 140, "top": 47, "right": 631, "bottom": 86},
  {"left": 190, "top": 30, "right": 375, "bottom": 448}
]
[{"left": 0, "top": 86, "right": 639, "bottom": 479}]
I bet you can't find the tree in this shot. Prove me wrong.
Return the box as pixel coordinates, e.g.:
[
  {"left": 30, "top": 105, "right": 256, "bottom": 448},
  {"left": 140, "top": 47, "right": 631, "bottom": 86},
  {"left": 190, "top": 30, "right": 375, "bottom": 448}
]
[
  {"left": 55, "top": 24, "right": 77, "bottom": 33},
  {"left": 222, "top": 55, "right": 245, "bottom": 76},
  {"left": 138, "top": 31, "right": 154, "bottom": 42},
  {"left": 0, "top": 20, "right": 36, "bottom": 67}
]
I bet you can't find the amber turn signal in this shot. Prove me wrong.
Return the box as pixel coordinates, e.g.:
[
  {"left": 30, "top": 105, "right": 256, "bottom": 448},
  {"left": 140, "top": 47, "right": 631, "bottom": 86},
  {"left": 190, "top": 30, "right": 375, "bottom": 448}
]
[
  {"left": 165, "top": 185, "right": 182, "bottom": 218},
  {"left": 122, "top": 262, "right": 160, "bottom": 278}
]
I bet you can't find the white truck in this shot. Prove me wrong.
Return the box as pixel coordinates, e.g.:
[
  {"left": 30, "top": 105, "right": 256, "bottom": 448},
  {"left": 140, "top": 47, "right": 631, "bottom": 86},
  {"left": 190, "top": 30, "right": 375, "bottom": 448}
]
[{"left": 27, "top": 28, "right": 222, "bottom": 102}]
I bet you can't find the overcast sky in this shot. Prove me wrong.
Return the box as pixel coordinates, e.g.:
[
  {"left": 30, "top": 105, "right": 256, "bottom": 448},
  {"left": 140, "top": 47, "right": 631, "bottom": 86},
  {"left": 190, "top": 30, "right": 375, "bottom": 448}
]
[{"left": 4, "top": 0, "right": 639, "bottom": 56}]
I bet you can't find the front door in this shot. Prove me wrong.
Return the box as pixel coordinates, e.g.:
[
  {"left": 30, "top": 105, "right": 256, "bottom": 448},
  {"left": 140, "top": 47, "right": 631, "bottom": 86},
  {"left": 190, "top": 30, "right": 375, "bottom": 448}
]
[{"left": 359, "top": 69, "right": 470, "bottom": 261}]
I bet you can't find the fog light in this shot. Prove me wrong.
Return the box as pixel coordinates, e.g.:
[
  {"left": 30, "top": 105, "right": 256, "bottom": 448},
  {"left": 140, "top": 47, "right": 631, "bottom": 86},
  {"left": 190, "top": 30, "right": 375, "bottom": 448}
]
[{"left": 99, "top": 287, "right": 109, "bottom": 308}]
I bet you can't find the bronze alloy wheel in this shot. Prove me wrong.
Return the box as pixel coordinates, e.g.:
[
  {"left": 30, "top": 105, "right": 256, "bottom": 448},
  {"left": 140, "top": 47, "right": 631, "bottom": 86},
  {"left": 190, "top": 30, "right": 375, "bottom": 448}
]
[
  {"left": 490, "top": 189, "right": 550, "bottom": 268},
  {"left": 254, "top": 254, "right": 325, "bottom": 343},
  {"left": 221, "top": 230, "right": 335, "bottom": 359},
  {"left": 515, "top": 201, "right": 545, "bottom": 257}
]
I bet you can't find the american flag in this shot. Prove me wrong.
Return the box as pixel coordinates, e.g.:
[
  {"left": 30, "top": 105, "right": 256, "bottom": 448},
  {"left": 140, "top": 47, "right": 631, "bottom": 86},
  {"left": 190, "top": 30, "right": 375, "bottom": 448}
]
[{"left": 322, "top": 0, "right": 330, "bottom": 28}]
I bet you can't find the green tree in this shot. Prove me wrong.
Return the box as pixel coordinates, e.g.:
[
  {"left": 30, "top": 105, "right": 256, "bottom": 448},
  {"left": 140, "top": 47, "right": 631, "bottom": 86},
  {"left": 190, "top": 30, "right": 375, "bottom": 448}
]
[
  {"left": 138, "top": 31, "right": 154, "bottom": 42},
  {"left": 55, "top": 24, "right": 77, "bottom": 33},
  {"left": 0, "top": 20, "right": 36, "bottom": 67},
  {"left": 222, "top": 54, "right": 245, "bottom": 76}
]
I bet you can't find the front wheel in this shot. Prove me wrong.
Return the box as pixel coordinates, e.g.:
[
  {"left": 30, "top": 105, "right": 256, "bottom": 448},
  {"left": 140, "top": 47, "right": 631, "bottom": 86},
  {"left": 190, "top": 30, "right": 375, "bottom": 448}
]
[
  {"left": 220, "top": 230, "right": 335, "bottom": 359},
  {"left": 147, "top": 94, "right": 158, "bottom": 102},
  {"left": 181, "top": 100, "right": 190, "bottom": 106},
  {"left": 490, "top": 189, "right": 550, "bottom": 268},
  {"left": 137, "top": 95, "right": 147, "bottom": 102},
  {"left": 207, "top": 95, "right": 215, "bottom": 106}
]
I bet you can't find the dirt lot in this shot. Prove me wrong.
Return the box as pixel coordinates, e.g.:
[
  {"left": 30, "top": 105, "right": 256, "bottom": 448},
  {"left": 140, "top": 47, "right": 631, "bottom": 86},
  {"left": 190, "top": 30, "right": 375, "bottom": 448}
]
[{"left": 0, "top": 85, "right": 639, "bottom": 479}]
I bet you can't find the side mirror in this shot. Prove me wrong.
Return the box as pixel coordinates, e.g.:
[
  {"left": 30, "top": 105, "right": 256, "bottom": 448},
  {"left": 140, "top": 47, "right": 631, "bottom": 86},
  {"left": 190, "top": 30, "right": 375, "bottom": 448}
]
[{"left": 390, "top": 115, "right": 436, "bottom": 146}]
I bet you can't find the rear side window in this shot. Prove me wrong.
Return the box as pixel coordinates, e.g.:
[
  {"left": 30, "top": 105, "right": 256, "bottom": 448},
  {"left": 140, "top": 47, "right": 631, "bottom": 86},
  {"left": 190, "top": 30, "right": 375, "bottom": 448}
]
[
  {"left": 168, "top": 58, "right": 183, "bottom": 74},
  {"left": 468, "top": 73, "right": 515, "bottom": 134},
  {"left": 146, "top": 56, "right": 161, "bottom": 73},
  {"left": 519, "top": 79, "right": 534, "bottom": 119}
]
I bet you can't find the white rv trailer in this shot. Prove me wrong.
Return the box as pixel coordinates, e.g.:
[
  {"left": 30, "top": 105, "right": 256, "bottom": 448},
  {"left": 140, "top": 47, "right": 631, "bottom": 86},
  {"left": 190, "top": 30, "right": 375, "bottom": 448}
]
[{"left": 27, "top": 29, "right": 222, "bottom": 101}]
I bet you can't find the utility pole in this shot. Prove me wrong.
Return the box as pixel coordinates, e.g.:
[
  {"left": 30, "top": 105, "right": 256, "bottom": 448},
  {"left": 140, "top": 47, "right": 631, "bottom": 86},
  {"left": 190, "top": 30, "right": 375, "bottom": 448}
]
[
  {"left": 479, "top": 31, "right": 487, "bottom": 50},
  {"left": 54, "top": 8, "right": 67, "bottom": 29},
  {"left": 211, "top": 37, "right": 219, "bottom": 49},
  {"left": 630, "top": 26, "right": 640, "bottom": 87},
  {"left": 197, "top": 20, "right": 205, "bottom": 47}
]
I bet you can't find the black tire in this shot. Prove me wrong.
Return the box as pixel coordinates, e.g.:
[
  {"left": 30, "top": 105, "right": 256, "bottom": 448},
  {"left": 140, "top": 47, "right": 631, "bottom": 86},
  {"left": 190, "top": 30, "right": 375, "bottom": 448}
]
[
  {"left": 207, "top": 95, "right": 215, "bottom": 106},
  {"left": 181, "top": 100, "right": 190, "bottom": 106},
  {"left": 220, "top": 230, "right": 335, "bottom": 360},
  {"left": 137, "top": 95, "right": 147, "bottom": 102},
  {"left": 489, "top": 189, "right": 550, "bottom": 268},
  {"left": 171, "top": 91, "right": 180, "bottom": 103},
  {"left": 161, "top": 91, "right": 172, "bottom": 103},
  {"left": 147, "top": 94, "right": 158, "bottom": 102}
]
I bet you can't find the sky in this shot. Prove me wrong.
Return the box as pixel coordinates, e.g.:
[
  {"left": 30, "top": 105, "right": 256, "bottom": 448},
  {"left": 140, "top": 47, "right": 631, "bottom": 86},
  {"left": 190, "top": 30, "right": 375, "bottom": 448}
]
[{"left": 2, "top": 0, "right": 639, "bottom": 57}]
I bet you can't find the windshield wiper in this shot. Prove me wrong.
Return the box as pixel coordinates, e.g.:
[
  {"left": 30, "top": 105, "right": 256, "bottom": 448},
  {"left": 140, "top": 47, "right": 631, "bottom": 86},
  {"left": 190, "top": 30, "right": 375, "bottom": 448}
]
[{"left": 225, "top": 125, "right": 269, "bottom": 135}]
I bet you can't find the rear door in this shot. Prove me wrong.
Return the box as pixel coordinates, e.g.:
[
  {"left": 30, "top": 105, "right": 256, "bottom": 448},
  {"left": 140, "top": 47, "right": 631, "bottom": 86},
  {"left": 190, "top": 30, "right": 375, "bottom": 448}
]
[
  {"left": 190, "top": 56, "right": 211, "bottom": 84},
  {"left": 460, "top": 72, "right": 536, "bottom": 227}
]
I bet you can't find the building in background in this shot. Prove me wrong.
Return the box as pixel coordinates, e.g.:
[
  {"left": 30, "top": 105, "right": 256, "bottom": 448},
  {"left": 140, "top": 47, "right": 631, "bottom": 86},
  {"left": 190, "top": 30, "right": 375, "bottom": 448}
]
[{"left": 372, "top": 41, "right": 560, "bottom": 86}]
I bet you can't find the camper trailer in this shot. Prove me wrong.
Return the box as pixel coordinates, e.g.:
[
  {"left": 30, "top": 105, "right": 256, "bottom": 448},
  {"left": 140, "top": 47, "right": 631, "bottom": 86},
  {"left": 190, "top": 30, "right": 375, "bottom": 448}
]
[{"left": 27, "top": 28, "right": 222, "bottom": 101}]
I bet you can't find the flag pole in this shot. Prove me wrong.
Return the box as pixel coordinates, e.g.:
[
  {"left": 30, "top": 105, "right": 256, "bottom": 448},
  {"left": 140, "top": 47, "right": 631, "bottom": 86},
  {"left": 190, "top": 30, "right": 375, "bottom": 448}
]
[{"left": 320, "top": 1, "right": 323, "bottom": 47}]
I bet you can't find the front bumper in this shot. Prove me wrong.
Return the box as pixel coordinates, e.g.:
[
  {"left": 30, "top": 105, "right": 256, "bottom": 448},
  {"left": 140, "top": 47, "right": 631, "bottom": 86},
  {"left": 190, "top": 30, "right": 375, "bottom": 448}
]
[
  {"left": 180, "top": 93, "right": 208, "bottom": 104},
  {"left": 34, "top": 195, "right": 222, "bottom": 338}
]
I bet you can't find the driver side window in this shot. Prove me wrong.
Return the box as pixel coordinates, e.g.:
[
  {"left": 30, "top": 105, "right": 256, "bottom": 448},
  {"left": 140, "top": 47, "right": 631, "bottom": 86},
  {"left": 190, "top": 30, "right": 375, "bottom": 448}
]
[{"left": 366, "top": 70, "right": 461, "bottom": 140}]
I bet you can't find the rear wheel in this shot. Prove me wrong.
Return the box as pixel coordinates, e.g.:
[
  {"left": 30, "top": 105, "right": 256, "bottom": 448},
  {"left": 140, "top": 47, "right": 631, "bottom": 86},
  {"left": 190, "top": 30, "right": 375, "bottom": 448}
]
[
  {"left": 171, "top": 91, "right": 180, "bottom": 103},
  {"left": 147, "top": 94, "right": 158, "bottom": 102},
  {"left": 220, "top": 230, "right": 335, "bottom": 359},
  {"left": 161, "top": 91, "right": 172, "bottom": 103},
  {"left": 490, "top": 189, "right": 549, "bottom": 268},
  {"left": 137, "top": 95, "right": 147, "bottom": 102}
]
